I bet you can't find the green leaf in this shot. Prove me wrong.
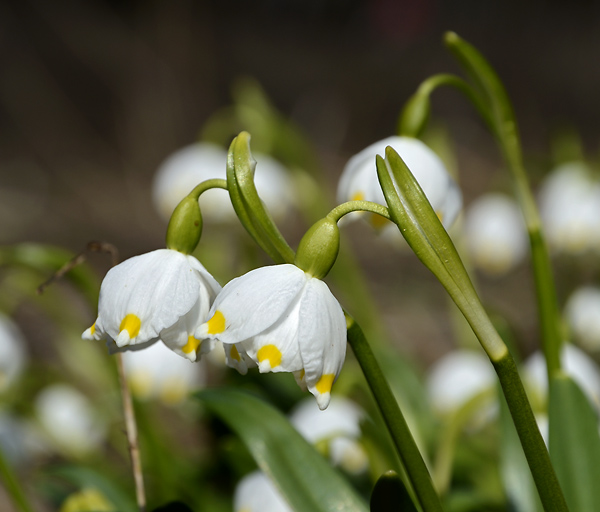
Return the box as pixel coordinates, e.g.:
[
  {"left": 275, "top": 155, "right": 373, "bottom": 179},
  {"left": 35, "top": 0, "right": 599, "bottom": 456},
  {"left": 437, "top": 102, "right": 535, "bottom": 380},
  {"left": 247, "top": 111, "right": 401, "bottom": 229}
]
[
  {"left": 549, "top": 373, "right": 600, "bottom": 512},
  {"left": 196, "top": 388, "right": 368, "bottom": 512},
  {"left": 151, "top": 502, "right": 194, "bottom": 512},
  {"left": 370, "top": 470, "right": 418, "bottom": 512}
]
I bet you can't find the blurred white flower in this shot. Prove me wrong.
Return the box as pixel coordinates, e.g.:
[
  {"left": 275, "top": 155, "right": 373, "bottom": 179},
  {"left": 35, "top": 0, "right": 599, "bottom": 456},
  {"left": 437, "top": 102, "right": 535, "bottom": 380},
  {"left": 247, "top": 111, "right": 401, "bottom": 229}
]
[
  {"left": 463, "top": 193, "right": 528, "bottom": 276},
  {"left": 0, "top": 314, "right": 27, "bottom": 393},
  {"left": 523, "top": 343, "right": 600, "bottom": 409},
  {"left": 337, "top": 136, "right": 462, "bottom": 233},
  {"left": 152, "top": 142, "right": 296, "bottom": 223},
  {"left": 565, "top": 286, "right": 600, "bottom": 352},
  {"left": 234, "top": 470, "right": 292, "bottom": 512},
  {"left": 122, "top": 340, "right": 205, "bottom": 405},
  {"left": 35, "top": 384, "right": 106, "bottom": 457},
  {"left": 289, "top": 396, "right": 367, "bottom": 474},
  {"left": 427, "top": 349, "right": 496, "bottom": 415},
  {"left": 538, "top": 162, "right": 600, "bottom": 254},
  {"left": 0, "top": 411, "right": 42, "bottom": 466}
]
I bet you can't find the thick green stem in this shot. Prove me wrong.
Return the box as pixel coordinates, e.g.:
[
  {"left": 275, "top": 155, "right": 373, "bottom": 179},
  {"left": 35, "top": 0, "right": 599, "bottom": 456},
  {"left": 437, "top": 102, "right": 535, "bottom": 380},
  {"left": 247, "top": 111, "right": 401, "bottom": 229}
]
[
  {"left": 347, "top": 318, "right": 444, "bottom": 512},
  {"left": 493, "top": 353, "right": 569, "bottom": 512},
  {"left": 0, "top": 445, "right": 34, "bottom": 512},
  {"left": 189, "top": 178, "right": 228, "bottom": 199}
]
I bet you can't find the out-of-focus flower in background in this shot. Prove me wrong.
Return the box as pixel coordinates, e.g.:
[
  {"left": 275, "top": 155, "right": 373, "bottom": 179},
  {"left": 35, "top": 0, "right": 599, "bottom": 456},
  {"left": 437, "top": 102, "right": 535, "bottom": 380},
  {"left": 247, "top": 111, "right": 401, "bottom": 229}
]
[
  {"left": 82, "top": 249, "right": 221, "bottom": 362},
  {"left": 233, "top": 470, "right": 293, "bottom": 512},
  {"left": 122, "top": 340, "right": 205, "bottom": 405},
  {"left": 0, "top": 314, "right": 27, "bottom": 393},
  {"left": 289, "top": 396, "right": 368, "bottom": 474},
  {"left": 0, "top": 411, "right": 41, "bottom": 467},
  {"left": 59, "top": 488, "right": 116, "bottom": 512},
  {"left": 463, "top": 193, "right": 528, "bottom": 276},
  {"left": 565, "top": 285, "right": 600, "bottom": 352},
  {"left": 337, "top": 136, "right": 462, "bottom": 234},
  {"left": 34, "top": 383, "right": 107, "bottom": 457},
  {"left": 152, "top": 142, "right": 297, "bottom": 224},
  {"left": 197, "top": 264, "right": 346, "bottom": 410},
  {"left": 537, "top": 162, "right": 600, "bottom": 255}
]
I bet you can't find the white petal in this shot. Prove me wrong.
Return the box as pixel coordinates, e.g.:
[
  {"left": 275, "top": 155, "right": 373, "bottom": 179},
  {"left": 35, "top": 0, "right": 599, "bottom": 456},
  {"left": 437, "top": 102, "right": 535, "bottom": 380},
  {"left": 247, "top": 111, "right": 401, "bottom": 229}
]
[
  {"left": 0, "top": 315, "right": 27, "bottom": 392},
  {"left": 234, "top": 470, "right": 293, "bottom": 512},
  {"left": 565, "top": 286, "right": 600, "bottom": 351}
]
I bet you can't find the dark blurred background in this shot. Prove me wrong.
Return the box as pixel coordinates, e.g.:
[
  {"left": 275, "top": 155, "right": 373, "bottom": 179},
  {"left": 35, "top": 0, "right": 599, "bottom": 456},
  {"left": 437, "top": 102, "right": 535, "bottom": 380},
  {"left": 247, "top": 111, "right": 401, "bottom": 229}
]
[{"left": 2, "top": 0, "right": 600, "bottom": 363}]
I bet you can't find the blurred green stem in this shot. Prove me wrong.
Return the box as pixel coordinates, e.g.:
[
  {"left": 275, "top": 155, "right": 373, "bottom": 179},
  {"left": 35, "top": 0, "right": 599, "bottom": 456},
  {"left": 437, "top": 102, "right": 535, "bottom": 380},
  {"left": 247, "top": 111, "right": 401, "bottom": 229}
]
[
  {"left": 347, "top": 317, "right": 444, "bottom": 512},
  {"left": 0, "top": 445, "right": 34, "bottom": 512}
]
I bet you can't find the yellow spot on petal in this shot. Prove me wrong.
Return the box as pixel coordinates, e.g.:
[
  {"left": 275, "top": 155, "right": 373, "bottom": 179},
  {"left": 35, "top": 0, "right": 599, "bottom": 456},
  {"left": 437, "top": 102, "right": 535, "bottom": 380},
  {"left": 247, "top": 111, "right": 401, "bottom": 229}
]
[
  {"left": 370, "top": 213, "right": 390, "bottom": 230},
  {"left": 299, "top": 369, "right": 305, "bottom": 380},
  {"left": 351, "top": 191, "right": 365, "bottom": 201},
  {"left": 90, "top": 322, "right": 96, "bottom": 336},
  {"left": 229, "top": 345, "right": 241, "bottom": 362},
  {"left": 257, "top": 344, "right": 282, "bottom": 368},
  {"left": 159, "top": 379, "right": 187, "bottom": 405},
  {"left": 182, "top": 335, "right": 202, "bottom": 354},
  {"left": 436, "top": 211, "right": 444, "bottom": 223},
  {"left": 206, "top": 310, "right": 226, "bottom": 335},
  {"left": 119, "top": 314, "right": 141, "bottom": 339},
  {"left": 316, "top": 373, "right": 335, "bottom": 394}
]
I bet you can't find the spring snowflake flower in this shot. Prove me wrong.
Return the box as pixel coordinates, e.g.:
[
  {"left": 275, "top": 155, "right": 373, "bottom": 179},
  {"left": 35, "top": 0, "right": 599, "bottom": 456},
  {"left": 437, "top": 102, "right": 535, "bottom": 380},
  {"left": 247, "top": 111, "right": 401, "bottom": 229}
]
[
  {"left": 152, "top": 142, "right": 296, "bottom": 223},
  {"left": 0, "top": 314, "right": 27, "bottom": 394},
  {"left": 196, "top": 264, "right": 346, "bottom": 410},
  {"left": 338, "top": 136, "right": 462, "bottom": 232},
  {"left": 82, "top": 249, "right": 221, "bottom": 362},
  {"left": 463, "top": 193, "right": 528, "bottom": 276},
  {"left": 234, "top": 470, "right": 293, "bottom": 512},
  {"left": 565, "top": 286, "right": 600, "bottom": 352},
  {"left": 289, "top": 396, "right": 367, "bottom": 474}
]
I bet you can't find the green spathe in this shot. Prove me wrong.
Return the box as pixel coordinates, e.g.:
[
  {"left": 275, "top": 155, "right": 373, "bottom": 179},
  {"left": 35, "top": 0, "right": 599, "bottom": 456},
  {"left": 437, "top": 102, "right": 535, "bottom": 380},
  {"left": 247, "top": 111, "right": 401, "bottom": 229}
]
[
  {"left": 294, "top": 217, "right": 340, "bottom": 279},
  {"left": 165, "top": 195, "right": 203, "bottom": 255}
]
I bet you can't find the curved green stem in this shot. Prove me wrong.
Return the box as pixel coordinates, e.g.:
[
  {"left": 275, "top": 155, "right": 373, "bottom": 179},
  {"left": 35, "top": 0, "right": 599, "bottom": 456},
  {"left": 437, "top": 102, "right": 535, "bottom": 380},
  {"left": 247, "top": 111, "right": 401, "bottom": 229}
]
[
  {"left": 189, "top": 178, "right": 228, "bottom": 199},
  {"left": 327, "top": 200, "right": 391, "bottom": 223},
  {"left": 347, "top": 317, "right": 444, "bottom": 512}
]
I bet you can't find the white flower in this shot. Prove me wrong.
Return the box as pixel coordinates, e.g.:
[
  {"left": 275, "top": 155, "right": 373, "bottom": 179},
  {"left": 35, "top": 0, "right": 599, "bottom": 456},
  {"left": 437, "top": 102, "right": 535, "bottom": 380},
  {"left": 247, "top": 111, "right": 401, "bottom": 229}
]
[
  {"left": 82, "top": 249, "right": 221, "bottom": 362},
  {"left": 463, "top": 193, "right": 528, "bottom": 276},
  {"left": 196, "top": 264, "right": 346, "bottom": 410},
  {"left": 121, "top": 340, "right": 205, "bottom": 404},
  {"left": 152, "top": 142, "right": 296, "bottom": 223},
  {"left": 0, "top": 315, "right": 27, "bottom": 393},
  {"left": 234, "top": 470, "right": 293, "bottom": 512},
  {"left": 538, "top": 162, "right": 600, "bottom": 254},
  {"left": 427, "top": 349, "right": 496, "bottom": 415},
  {"left": 338, "top": 136, "right": 462, "bottom": 231},
  {"left": 35, "top": 384, "right": 106, "bottom": 457},
  {"left": 565, "top": 286, "right": 600, "bottom": 352},
  {"left": 289, "top": 396, "right": 368, "bottom": 474},
  {"left": 523, "top": 343, "right": 600, "bottom": 409}
]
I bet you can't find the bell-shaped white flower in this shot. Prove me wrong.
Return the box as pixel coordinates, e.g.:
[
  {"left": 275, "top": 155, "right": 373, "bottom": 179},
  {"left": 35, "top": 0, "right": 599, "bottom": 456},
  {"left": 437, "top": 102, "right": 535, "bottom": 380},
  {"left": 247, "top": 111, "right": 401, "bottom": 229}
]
[
  {"left": 538, "top": 162, "right": 600, "bottom": 254},
  {"left": 121, "top": 340, "right": 206, "bottom": 404},
  {"left": 196, "top": 264, "right": 346, "bottom": 410},
  {"left": 234, "top": 470, "right": 293, "bottom": 512},
  {"left": 82, "top": 249, "right": 221, "bottom": 362},
  {"left": 338, "top": 136, "right": 462, "bottom": 231},
  {"left": 0, "top": 314, "right": 27, "bottom": 394},
  {"left": 463, "top": 193, "right": 528, "bottom": 276},
  {"left": 289, "top": 396, "right": 368, "bottom": 474},
  {"left": 152, "top": 142, "right": 296, "bottom": 223},
  {"left": 35, "top": 384, "right": 106, "bottom": 457},
  {"left": 565, "top": 286, "right": 600, "bottom": 352}
]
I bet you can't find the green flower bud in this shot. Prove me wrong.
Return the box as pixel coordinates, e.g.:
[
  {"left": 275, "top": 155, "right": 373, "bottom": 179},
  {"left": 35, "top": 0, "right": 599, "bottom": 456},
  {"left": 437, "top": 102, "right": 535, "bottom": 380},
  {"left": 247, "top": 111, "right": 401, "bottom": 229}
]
[
  {"left": 398, "top": 90, "right": 431, "bottom": 138},
  {"left": 165, "top": 195, "right": 203, "bottom": 254},
  {"left": 294, "top": 217, "right": 340, "bottom": 279}
]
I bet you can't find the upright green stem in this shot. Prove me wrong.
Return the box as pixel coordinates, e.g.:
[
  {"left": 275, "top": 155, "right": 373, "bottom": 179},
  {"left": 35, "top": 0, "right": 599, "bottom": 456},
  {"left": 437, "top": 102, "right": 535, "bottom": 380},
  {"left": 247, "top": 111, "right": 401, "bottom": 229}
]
[
  {"left": 347, "top": 318, "right": 444, "bottom": 512},
  {"left": 0, "top": 444, "right": 34, "bottom": 512}
]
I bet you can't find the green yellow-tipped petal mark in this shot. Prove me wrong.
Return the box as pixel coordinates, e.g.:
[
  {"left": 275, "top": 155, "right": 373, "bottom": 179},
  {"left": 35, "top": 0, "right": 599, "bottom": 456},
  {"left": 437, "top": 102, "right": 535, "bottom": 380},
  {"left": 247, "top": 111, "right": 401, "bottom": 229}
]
[
  {"left": 182, "top": 335, "right": 202, "bottom": 355},
  {"left": 315, "top": 373, "right": 335, "bottom": 394},
  {"left": 207, "top": 310, "right": 226, "bottom": 334},
  {"left": 257, "top": 344, "right": 282, "bottom": 368},
  {"left": 299, "top": 369, "right": 305, "bottom": 380},
  {"left": 230, "top": 345, "right": 241, "bottom": 362},
  {"left": 119, "top": 314, "right": 141, "bottom": 339},
  {"left": 90, "top": 322, "right": 96, "bottom": 336}
]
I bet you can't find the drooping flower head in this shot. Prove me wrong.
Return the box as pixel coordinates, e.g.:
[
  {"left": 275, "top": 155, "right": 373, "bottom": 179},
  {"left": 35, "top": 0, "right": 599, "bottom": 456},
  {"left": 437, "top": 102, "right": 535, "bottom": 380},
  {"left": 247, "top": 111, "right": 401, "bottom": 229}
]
[
  {"left": 565, "top": 286, "right": 600, "bottom": 352},
  {"left": 338, "top": 136, "right": 462, "bottom": 231},
  {"left": 0, "top": 314, "right": 28, "bottom": 394},
  {"left": 196, "top": 264, "right": 346, "bottom": 410},
  {"left": 82, "top": 249, "right": 221, "bottom": 362},
  {"left": 234, "top": 470, "right": 293, "bottom": 512}
]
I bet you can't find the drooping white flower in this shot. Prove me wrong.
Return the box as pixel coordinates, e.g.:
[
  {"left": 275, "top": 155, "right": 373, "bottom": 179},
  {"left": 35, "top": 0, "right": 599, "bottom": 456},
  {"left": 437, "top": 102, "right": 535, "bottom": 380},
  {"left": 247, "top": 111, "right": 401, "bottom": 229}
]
[
  {"left": 196, "top": 264, "right": 346, "bottom": 410},
  {"left": 0, "top": 314, "right": 27, "bottom": 393},
  {"left": 82, "top": 249, "right": 221, "bottom": 362},
  {"left": 338, "top": 136, "right": 462, "bottom": 231},
  {"left": 152, "top": 142, "right": 296, "bottom": 223},
  {"left": 35, "top": 384, "right": 106, "bottom": 457},
  {"left": 565, "top": 286, "right": 600, "bottom": 352},
  {"left": 427, "top": 349, "right": 496, "bottom": 415},
  {"left": 234, "top": 470, "right": 293, "bottom": 512},
  {"left": 538, "top": 162, "right": 600, "bottom": 254},
  {"left": 121, "top": 340, "right": 205, "bottom": 404},
  {"left": 463, "top": 193, "right": 528, "bottom": 276},
  {"left": 289, "top": 396, "right": 368, "bottom": 474}
]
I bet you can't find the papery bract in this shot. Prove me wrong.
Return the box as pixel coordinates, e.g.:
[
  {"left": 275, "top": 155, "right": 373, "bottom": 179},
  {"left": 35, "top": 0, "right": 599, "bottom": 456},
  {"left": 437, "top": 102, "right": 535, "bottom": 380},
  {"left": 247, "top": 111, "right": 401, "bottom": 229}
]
[{"left": 196, "top": 264, "right": 346, "bottom": 409}]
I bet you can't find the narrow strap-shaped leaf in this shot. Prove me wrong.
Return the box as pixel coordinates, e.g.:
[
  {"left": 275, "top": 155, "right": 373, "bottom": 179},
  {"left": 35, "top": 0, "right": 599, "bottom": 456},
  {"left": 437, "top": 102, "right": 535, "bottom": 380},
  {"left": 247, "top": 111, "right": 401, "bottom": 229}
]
[{"left": 197, "top": 388, "right": 368, "bottom": 512}]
